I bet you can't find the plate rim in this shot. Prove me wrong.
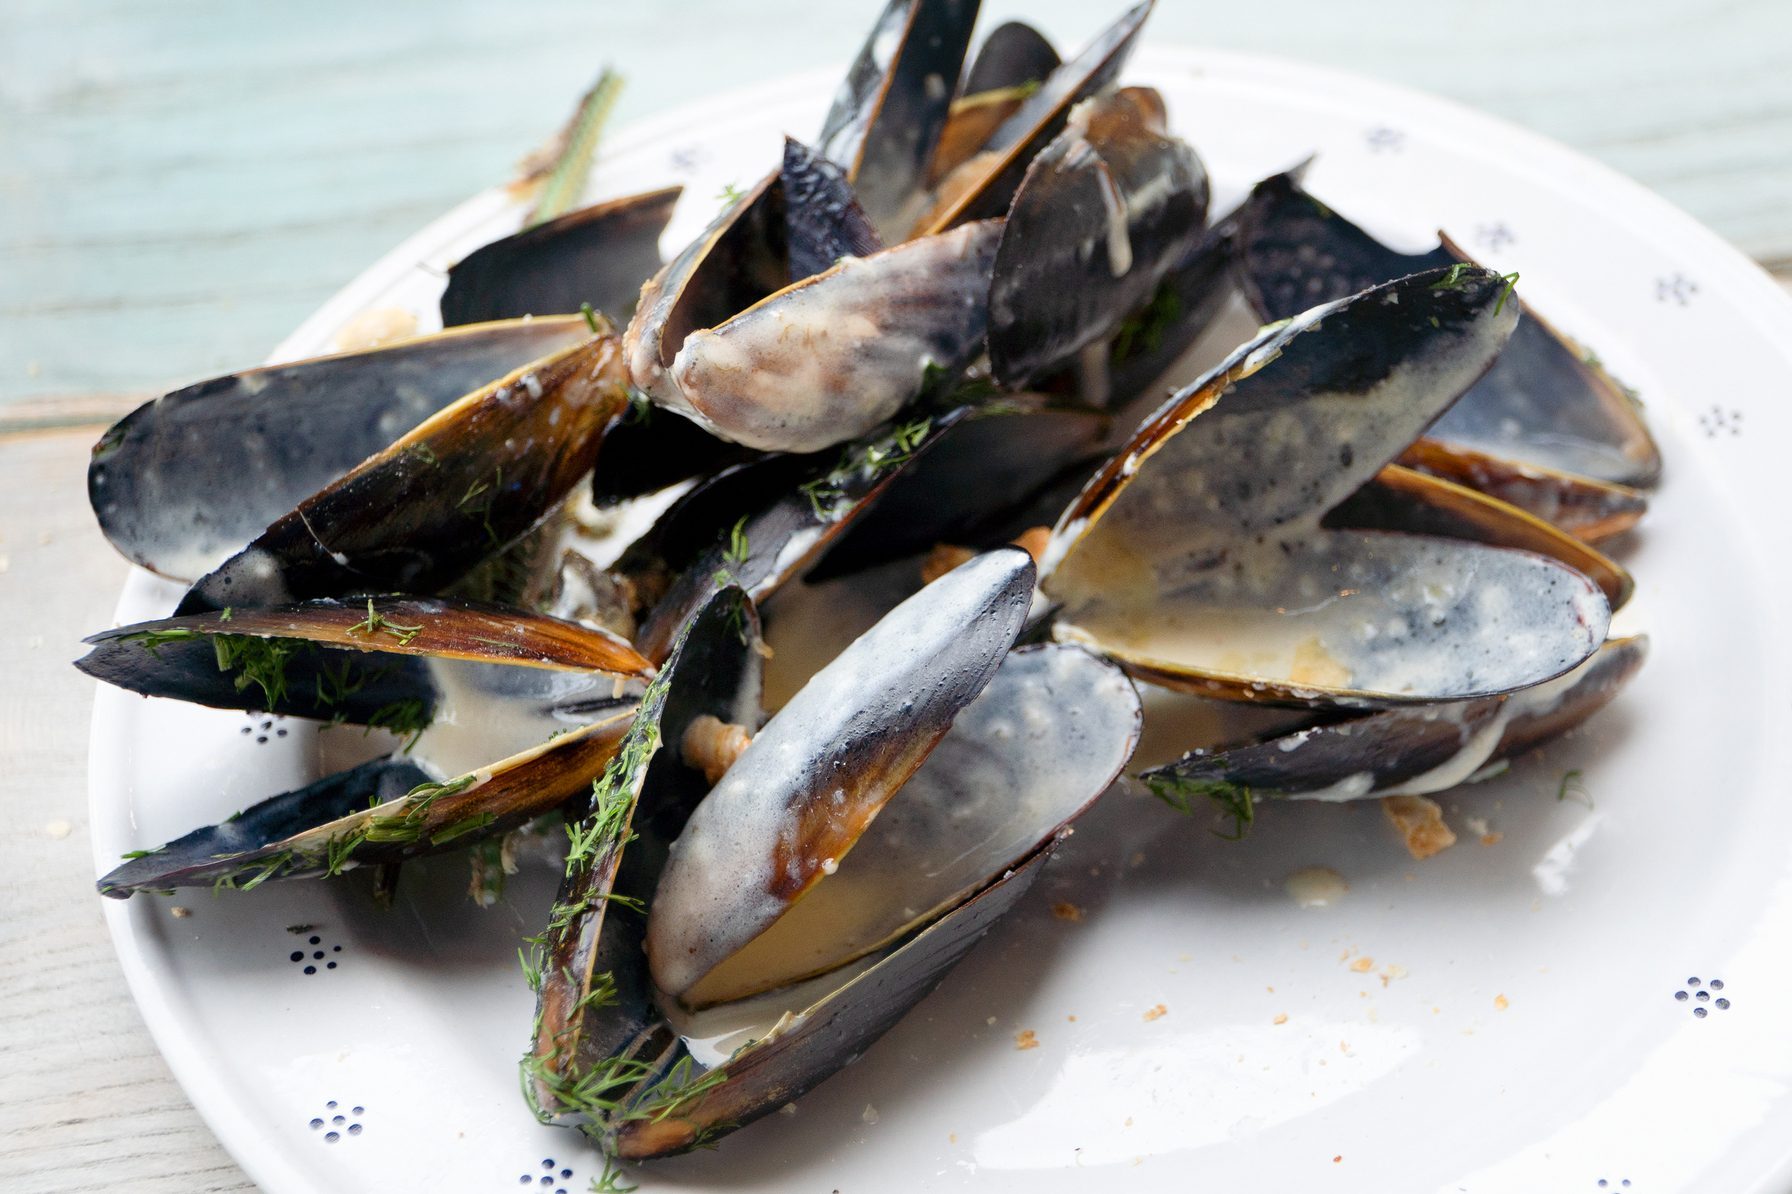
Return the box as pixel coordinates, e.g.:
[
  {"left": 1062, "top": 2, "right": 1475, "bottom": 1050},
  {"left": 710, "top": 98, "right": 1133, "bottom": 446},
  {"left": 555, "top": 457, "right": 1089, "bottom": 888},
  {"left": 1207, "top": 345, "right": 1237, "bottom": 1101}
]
[{"left": 88, "top": 42, "right": 1792, "bottom": 1194}]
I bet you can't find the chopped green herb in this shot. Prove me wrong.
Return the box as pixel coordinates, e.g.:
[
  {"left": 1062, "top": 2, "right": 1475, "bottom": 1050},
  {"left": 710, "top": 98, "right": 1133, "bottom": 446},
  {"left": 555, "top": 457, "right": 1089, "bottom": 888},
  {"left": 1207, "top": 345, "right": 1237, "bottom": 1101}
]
[
  {"left": 119, "top": 847, "right": 162, "bottom": 862},
  {"left": 347, "top": 599, "right": 424, "bottom": 647},
  {"left": 1110, "top": 281, "right": 1183, "bottom": 365},
  {"left": 581, "top": 301, "right": 603, "bottom": 334},
  {"left": 1429, "top": 262, "right": 1479, "bottom": 291},
  {"left": 366, "top": 697, "right": 431, "bottom": 750},
  {"left": 1494, "top": 270, "right": 1521, "bottom": 315},
  {"left": 430, "top": 811, "right": 498, "bottom": 846},
  {"left": 121, "top": 626, "right": 201, "bottom": 656},
  {"left": 798, "top": 416, "right": 932, "bottom": 520},
  {"left": 589, "top": 1155, "right": 638, "bottom": 1194},
  {"left": 211, "top": 634, "right": 301, "bottom": 708},
  {"left": 1557, "top": 769, "right": 1592, "bottom": 808},
  {"left": 1145, "top": 770, "right": 1256, "bottom": 841},
  {"left": 716, "top": 181, "right": 745, "bottom": 208}
]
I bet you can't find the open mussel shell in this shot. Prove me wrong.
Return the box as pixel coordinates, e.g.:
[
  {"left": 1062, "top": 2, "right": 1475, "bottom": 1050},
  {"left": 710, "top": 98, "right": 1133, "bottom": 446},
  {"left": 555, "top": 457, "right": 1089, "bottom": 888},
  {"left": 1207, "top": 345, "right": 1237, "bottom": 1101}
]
[
  {"left": 556, "top": 583, "right": 1138, "bottom": 1158},
  {"left": 1044, "top": 267, "right": 1612, "bottom": 707},
  {"left": 631, "top": 405, "right": 972, "bottom": 662},
  {"left": 911, "top": 0, "right": 1153, "bottom": 236},
  {"left": 439, "top": 186, "right": 681, "bottom": 327},
  {"left": 1330, "top": 463, "right": 1633, "bottom": 610},
  {"left": 89, "top": 599, "right": 652, "bottom": 896},
  {"left": 988, "top": 86, "right": 1209, "bottom": 386},
  {"left": 79, "top": 596, "right": 650, "bottom": 721},
  {"left": 817, "top": 0, "right": 982, "bottom": 239},
  {"left": 648, "top": 547, "right": 1038, "bottom": 1004},
  {"left": 1139, "top": 635, "right": 1647, "bottom": 807},
  {"left": 527, "top": 587, "right": 764, "bottom": 1126},
  {"left": 927, "top": 21, "right": 1062, "bottom": 185},
  {"left": 89, "top": 317, "right": 591, "bottom": 582},
  {"left": 175, "top": 331, "right": 631, "bottom": 615},
  {"left": 1234, "top": 169, "right": 1662, "bottom": 487},
  {"left": 660, "top": 218, "right": 1000, "bottom": 452},
  {"left": 963, "top": 19, "right": 1060, "bottom": 93},
  {"left": 1394, "top": 438, "right": 1648, "bottom": 545}
]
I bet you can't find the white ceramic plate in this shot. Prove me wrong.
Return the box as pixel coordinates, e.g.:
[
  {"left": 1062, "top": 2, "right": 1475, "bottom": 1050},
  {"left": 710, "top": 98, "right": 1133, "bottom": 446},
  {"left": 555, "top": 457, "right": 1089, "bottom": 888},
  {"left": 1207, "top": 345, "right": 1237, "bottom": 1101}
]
[{"left": 90, "top": 46, "right": 1792, "bottom": 1194}]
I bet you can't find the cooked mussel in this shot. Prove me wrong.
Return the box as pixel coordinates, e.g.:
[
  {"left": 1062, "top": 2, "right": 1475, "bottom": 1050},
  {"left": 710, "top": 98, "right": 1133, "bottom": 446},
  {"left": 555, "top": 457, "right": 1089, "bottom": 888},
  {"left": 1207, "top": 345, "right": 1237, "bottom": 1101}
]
[
  {"left": 439, "top": 186, "right": 681, "bottom": 327},
  {"left": 88, "top": 317, "right": 593, "bottom": 582},
  {"left": 1040, "top": 267, "right": 1613, "bottom": 706},
  {"left": 527, "top": 548, "right": 1141, "bottom": 1157},
  {"left": 987, "top": 86, "right": 1209, "bottom": 386},
  {"left": 175, "top": 326, "right": 632, "bottom": 615},
  {"left": 1139, "top": 635, "right": 1647, "bottom": 808},
  {"left": 85, "top": 597, "right": 651, "bottom": 895},
  {"left": 1234, "top": 168, "right": 1661, "bottom": 487}
]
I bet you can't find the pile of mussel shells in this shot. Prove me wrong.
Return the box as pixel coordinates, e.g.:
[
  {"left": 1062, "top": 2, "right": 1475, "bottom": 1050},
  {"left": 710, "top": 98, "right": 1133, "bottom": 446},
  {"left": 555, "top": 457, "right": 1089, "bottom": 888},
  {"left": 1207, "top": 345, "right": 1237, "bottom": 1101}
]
[{"left": 81, "top": 0, "right": 1654, "bottom": 1163}]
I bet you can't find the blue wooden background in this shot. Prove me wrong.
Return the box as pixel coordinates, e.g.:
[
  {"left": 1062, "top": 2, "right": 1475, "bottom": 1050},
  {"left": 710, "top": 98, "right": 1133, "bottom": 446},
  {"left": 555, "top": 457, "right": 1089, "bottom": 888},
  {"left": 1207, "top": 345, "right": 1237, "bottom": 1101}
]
[{"left": 3, "top": 0, "right": 1788, "bottom": 409}]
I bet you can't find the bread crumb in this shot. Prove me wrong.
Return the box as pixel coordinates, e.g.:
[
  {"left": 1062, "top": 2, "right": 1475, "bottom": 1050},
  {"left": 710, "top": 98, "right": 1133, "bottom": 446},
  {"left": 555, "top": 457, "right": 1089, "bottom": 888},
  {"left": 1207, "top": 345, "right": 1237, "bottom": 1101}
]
[
  {"left": 44, "top": 819, "right": 72, "bottom": 840},
  {"left": 1382, "top": 795, "right": 1457, "bottom": 859},
  {"left": 948, "top": 1133, "right": 957, "bottom": 1143},
  {"left": 1379, "top": 963, "right": 1408, "bottom": 987},
  {"left": 921, "top": 543, "right": 977, "bottom": 584},
  {"left": 1334, "top": 1155, "right": 1343, "bottom": 1163},
  {"left": 1050, "top": 901, "right": 1084, "bottom": 922},
  {"left": 1015, "top": 1029, "right": 1039, "bottom": 1050},
  {"left": 1066, "top": 1014, "right": 1077, "bottom": 1022},
  {"left": 1494, "top": 994, "right": 1510, "bottom": 1010},
  {"left": 1273, "top": 1013, "right": 1289, "bottom": 1025},
  {"left": 170, "top": 906, "right": 192, "bottom": 919},
  {"left": 1480, "top": 831, "right": 1503, "bottom": 846},
  {"left": 1349, "top": 956, "right": 1375, "bottom": 973},
  {"left": 1142, "top": 1004, "right": 1167, "bottom": 1022}
]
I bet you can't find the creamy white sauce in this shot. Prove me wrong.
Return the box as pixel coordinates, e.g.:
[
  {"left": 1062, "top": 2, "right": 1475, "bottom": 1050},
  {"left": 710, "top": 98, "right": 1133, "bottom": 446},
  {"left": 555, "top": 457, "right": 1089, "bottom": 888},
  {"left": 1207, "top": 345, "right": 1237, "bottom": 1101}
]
[
  {"left": 646, "top": 552, "right": 1030, "bottom": 1003},
  {"left": 669, "top": 221, "right": 1000, "bottom": 452},
  {"left": 408, "top": 658, "right": 620, "bottom": 781},
  {"left": 689, "top": 645, "right": 1138, "bottom": 1002}
]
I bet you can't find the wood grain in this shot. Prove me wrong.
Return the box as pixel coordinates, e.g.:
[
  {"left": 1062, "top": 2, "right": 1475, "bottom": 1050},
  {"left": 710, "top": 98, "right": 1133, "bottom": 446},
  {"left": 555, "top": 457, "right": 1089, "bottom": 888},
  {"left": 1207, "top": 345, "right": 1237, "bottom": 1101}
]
[
  {"left": 2, "top": 0, "right": 1789, "bottom": 409},
  {"left": 1, "top": 1, "right": 1790, "bottom": 1185},
  {"left": 0, "top": 424, "right": 250, "bottom": 1192}
]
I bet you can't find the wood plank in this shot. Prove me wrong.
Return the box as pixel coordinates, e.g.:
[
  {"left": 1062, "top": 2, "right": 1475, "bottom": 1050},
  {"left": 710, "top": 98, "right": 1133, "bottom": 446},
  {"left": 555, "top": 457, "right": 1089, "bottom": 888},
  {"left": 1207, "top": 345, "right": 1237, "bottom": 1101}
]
[
  {"left": 0, "top": 423, "right": 250, "bottom": 1191},
  {"left": 2, "top": 0, "right": 1789, "bottom": 407}
]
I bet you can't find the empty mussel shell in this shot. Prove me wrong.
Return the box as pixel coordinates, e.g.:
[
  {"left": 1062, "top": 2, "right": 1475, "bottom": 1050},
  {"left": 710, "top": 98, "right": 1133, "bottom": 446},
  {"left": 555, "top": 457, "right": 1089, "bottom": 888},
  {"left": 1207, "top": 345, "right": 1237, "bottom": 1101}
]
[
  {"left": 1139, "top": 634, "right": 1647, "bottom": 807},
  {"left": 88, "top": 317, "right": 592, "bottom": 582},
  {"left": 88, "top": 598, "right": 653, "bottom": 895},
  {"left": 176, "top": 330, "right": 632, "bottom": 615},
  {"left": 1234, "top": 169, "right": 1661, "bottom": 487},
  {"left": 1042, "top": 267, "right": 1613, "bottom": 707},
  {"left": 439, "top": 186, "right": 681, "bottom": 326}
]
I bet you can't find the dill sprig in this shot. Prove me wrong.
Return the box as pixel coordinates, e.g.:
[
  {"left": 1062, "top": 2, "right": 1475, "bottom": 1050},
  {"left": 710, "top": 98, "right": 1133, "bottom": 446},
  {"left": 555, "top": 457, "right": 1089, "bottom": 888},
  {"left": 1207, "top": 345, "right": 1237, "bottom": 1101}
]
[
  {"left": 347, "top": 599, "right": 424, "bottom": 647},
  {"left": 365, "top": 697, "right": 431, "bottom": 750},
  {"left": 212, "top": 634, "right": 301, "bottom": 708},
  {"left": 1111, "top": 280, "right": 1183, "bottom": 365},
  {"left": 589, "top": 1155, "right": 638, "bottom": 1193},
  {"left": 1494, "top": 270, "right": 1521, "bottom": 315},
  {"left": 1557, "top": 769, "right": 1593, "bottom": 808},
  {"left": 1144, "top": 770, "right": 1256, "bottom": 841},
  {"left": 121, "top": 626, "right": 200, "bottom": 656},
  {"left": 798, "top": 416, "right": 932, "bottom": 519}
]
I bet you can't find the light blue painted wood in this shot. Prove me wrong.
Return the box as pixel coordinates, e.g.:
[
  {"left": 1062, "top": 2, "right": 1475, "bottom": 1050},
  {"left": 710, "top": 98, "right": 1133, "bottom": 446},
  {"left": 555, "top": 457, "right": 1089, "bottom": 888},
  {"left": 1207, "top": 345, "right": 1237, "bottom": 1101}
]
[{"left": 2, "top": 0, "right": 1788, "bottom": 406}]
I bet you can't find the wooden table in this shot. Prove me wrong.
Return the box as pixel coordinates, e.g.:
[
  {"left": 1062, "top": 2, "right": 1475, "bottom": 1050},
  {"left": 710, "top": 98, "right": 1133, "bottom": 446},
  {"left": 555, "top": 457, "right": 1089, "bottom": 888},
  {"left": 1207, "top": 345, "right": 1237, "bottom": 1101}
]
[{"left": 3, "top": 2, "right": 1788, "bottom": 1189}]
